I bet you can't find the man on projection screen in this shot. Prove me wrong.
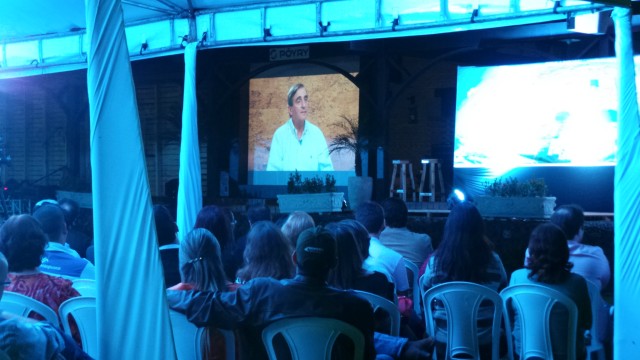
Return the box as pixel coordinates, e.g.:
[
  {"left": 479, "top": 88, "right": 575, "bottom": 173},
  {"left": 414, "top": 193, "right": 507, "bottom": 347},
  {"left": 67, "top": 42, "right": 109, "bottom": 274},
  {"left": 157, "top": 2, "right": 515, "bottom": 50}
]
[{"left": 266, "top": 83, "right": 334, "bottom": 171}]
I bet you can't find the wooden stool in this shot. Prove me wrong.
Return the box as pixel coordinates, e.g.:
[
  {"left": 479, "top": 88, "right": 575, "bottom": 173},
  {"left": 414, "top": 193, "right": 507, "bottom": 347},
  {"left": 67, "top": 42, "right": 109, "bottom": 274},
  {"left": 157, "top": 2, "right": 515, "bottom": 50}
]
[
  {"left": 418, "top": 159, "right": 445, "bottom": 202},
  {"left": 389, "top": 160, "right": 416, "bottom": 202}
]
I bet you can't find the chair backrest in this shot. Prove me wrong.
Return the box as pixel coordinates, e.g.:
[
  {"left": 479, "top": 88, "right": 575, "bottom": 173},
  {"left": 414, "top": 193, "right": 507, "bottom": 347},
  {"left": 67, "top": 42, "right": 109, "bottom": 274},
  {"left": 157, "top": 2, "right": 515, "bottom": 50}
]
[
  {"left": 0, "top": 291, "right": 59, "bottom": 326},
  {"left": 353, "top": 290, "right": 401, "bottom": 336},
  {"left": 72, "top": 278, "right": 97, "bottom": 297},
  {"left": 261, "top": 317, "right": 365, "bottom": 360},
  {"left": 584, "top": 280, "right": 605, "bottom": 360},
  {"left": 403, "top": 259, "right": 422, "bottom": 317},
  {"left": 169, "top": 309, "right": 236, "bottom": 360},
  {"left": 501, "top": 284, "right": 578, "bottom": 360},
  {"left": 423, "top": 281, "right": 506, "bottom": 360},
  {"left": 58, "top": 296, "right": 98, "bottom": 358}
]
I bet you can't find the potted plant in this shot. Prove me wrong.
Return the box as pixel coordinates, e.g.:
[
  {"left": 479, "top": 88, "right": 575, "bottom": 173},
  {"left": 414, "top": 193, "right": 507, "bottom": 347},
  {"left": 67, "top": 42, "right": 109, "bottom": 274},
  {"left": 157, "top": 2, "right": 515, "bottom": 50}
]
[
  {"left": 475, "top": 177, "right": 556, "bottom": 219},
  {"left": 328, "top": 115, "right": 372, "bottom": 210},
  {"left": 277, "top": 171, "right": 344, "bottom": 213}
]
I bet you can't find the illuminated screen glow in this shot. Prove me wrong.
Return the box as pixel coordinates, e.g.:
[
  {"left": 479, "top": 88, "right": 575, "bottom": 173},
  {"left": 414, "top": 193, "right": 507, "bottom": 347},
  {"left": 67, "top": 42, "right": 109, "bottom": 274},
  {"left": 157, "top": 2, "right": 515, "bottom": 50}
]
[
  {"left": 247, "top": 61, "right": 359, "bottom": 186},
  {"left": 454, "top": 57, "right": 622, "bottom": 172}
]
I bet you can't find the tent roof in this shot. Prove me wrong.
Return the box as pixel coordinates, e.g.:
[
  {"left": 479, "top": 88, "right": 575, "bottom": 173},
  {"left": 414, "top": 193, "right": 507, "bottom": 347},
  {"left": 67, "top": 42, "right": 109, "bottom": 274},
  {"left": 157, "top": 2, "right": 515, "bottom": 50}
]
[{"left": 0, "top": 0, "right": 626, "bottom": 79}]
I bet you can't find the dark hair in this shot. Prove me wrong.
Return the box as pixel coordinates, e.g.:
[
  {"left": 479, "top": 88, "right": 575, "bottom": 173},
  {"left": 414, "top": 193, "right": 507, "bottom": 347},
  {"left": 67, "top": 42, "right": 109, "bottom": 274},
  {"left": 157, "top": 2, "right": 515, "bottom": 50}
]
[
  {"left": 32, "top": 203, "right": 66, "bottom": 243},
  {"left": 154, "top": 205, "right": 178, "bottom": 247},
  {"left": 194, "top": 205, "right": 234, "bottom": 251},
  {"left": 58, "top": 198, "right": 80, "bottom": 227},
  {"left": 339, "top": 219, "right": 370, "bottom": 260},
  {"left": 526, "top": 223, "right": 573, "bottom": 284},
  {"left": 0, "top": 215, "right": 48, "bottom": 272},
  {"left": 179, "top": 228, "right": 228, "bottom": 291},
  {"left": 247, "top": 204, "right": 272, "bottom": 224},
  {"left": 381, "top": 197, "right": 408, "bottom": 228},
  {"left": 432, "top": 202, "right": 493, "bottom": 283},
  {"left": 236, "top": 221, "right": 294, "bottom": 282},
  {"left": 280, "top": 211, "right": 315, "bottom": 248},
  {"left": 550, "top": 204, "right": 584, "bottom": 240},
  {"left": 325, "top": 222, "right": 365, "bottom": 290},
  {"left": 355, "top": 201, "right": 384, "bottom": 234}
]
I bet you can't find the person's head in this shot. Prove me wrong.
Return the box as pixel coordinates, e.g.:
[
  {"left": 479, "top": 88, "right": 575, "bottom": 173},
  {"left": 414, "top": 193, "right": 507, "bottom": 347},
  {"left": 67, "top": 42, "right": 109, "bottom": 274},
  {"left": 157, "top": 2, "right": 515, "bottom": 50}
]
[
  {"left": 280, "top": 211, "right": 315, "bottom": 248},
  {"left": 58, "top": 198, "right": 80, "bottom": 227},
  {"left": 294, "top": 225, "right": 338, "bottom": 279},
  {"left": 154, "top": 204, "right": 178, "bottom": 247},
  {"left": 0, "top": 215, "right": 48, "bottom": 272},
  {"left": 339, "top": 219, "right": 371, "bottom": 260},
  {"left": 287, "top": 83, "right": 308, "bottom": 124},
  {"left": 355, "top": 201, "right": 385, "bottom": 236},
  {"left": 32, "top": 203, "right": 67, "bottom": 244},
  {"left": 550, "top": 204, "right": 584, "bottom": 242},
  {"left": 325, "top": 222, "right": 364, "bottom": 289},
  {"left": 0, "top": 252, "right": 7, "bottom": 299},
  {"left": 433, "top": 202, "right": 493, "bottom": 283},
  {"left": 194, "top": 205, "right": 234, "bottom": 250},
  {"left": 237, "top": 221, "right": 294, "bottom": 282},
  {"left": 381, "top": 197, "right": 409, "bottom": 228},
  {"left": 526, "top": 223, "right": 573, "bottom": 284},
  {"left": 246, "top": 204, "right": 272, "bottom": 226},
  {"left": 179, "top": 228, "right": 228, "bottom": 291}
]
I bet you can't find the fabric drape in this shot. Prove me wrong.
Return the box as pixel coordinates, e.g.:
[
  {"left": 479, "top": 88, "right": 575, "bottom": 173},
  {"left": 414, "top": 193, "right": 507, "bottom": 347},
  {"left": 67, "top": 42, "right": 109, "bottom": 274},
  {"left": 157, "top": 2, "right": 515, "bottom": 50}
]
[
  {"left": 612, "top": 7, "right": 640, "bottom": 359},
  {"left": 176, "top": 42, "right": 202, "bottom": 242},
  {"left": 85, "top": 0, "right": 176, "bottom": 358}
]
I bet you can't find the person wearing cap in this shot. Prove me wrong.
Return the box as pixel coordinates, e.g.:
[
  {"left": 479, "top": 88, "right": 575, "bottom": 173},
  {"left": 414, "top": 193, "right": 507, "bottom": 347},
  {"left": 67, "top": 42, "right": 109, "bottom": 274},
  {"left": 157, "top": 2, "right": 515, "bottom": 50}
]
[{"left": 168, "top": 226, "right": 433, "bottom": 360}]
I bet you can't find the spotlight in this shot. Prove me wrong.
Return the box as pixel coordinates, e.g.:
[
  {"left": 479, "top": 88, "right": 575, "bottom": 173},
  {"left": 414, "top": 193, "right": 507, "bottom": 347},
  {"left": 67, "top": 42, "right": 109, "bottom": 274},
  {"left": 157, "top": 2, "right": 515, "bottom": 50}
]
[{"left": 447, "top": 188, "right": 467, "bottom": 209}]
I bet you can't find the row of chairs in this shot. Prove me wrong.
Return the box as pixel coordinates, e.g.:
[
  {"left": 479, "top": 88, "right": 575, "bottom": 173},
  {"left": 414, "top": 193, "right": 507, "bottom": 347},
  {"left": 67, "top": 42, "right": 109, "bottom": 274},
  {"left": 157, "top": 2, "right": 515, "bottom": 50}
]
[{"left": 422, "top": 280, "right": 605, "bottom": 360}]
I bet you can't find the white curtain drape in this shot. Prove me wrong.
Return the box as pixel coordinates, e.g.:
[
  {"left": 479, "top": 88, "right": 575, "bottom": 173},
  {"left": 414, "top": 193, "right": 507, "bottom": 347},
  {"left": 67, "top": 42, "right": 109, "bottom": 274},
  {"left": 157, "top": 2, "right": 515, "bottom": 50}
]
[
  {"left": 85, "top": 0, "right": 176, "bottom": 358},
  {"left": 176, "top": 42, "right": 202, "bottom": 242},
  {"left": 612, "top": 7, "right": 640, "bottom": 359}
]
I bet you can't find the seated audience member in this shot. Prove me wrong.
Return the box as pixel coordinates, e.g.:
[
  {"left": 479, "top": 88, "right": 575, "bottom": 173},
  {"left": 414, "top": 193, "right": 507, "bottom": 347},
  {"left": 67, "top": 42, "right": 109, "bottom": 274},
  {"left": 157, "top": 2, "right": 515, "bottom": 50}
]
[
  {"left": 33, "top": 203, "right": 95, "bottom": 279},
  {"left": 421, "top": 202, "right": 507, "bottom": 359},
  {"left": 280, "top": 210, "right": 315, "bottom": 248},
  {"left": 550, "top": 204, "right": 611, "bottom": 342},
  {"left": 355, "top": 202, "right": 410, "bottom": 294},
  {"left": 58, "top": 198, "right": 92, "bottom": 259},
  {"left": 224, "top": 204, "right": 272, "bottom": 281},
  {"left": 549, "top": 204, "right": 610, "bottom": 290},
  {"left": 325, "top": 222, "right": 395, "bottom": 302},
  {"left": 0, "top": 215, "right": 81, "bottom": 341},
  {"left": 154, "top": 204, "right": 181, "bottom": 287},
  {"left": 380, "top": 198, "right": 433, "bottom": 267},
  {"left": 510, "top": 223, "right": 592, "bottom": 360},
  {"left": 0, "top": 252, "right": 91, "bottom": 360},
  {"left": 235, "top": 221, "right": 294, "bottom": 284},
  {"left": 168, "top": 226, "right": 432, "bottom": 360},
  {"left": 169, "top": 228, "right": 234, "bottom": 360},
  {"left": 194, "top": 205, "right": 235, "bottom": 280}
]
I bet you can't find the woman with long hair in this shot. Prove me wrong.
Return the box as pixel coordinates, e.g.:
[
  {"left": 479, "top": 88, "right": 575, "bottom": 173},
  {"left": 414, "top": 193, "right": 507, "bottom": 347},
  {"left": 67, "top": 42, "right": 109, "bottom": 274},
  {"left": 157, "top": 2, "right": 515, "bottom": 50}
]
[
  {"left": 420, "top": 202, "right": 507, "bottom": 359},
  {"left": 235, "top": 221, "right": 294, "bottom": 283},
  {"left": 324, "top": 222, "right": 394, "bottom": 301},
  {"left": 168, "top": 228, "right": 233, "bottom": 360},
  {"left": 509, "top": 223, "right": 592, "bottom": 359}
]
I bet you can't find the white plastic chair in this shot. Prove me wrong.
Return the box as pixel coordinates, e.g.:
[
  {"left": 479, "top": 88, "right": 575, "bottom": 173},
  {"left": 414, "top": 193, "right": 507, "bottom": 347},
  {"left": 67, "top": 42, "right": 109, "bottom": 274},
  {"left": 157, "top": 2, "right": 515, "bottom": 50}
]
[
  {"left": 501, "top": 284, "right": 578, "bottom": 360},
  {"left": 72, "top": 278, "right": 97, "bottom": 297},
  {"left": 423, "top": 281, "right": 508, "bottom": 360},
  {"left": 403, "top": 259, "right": 422, "bottom": 317},
  {"left": 585, "top": 280, "right": 606, "bottom": 360},
  {"left": 58, "top": 296, "right": 98, "bottom": 358},
  {"left": 353, "top": 290, "right": 401, "bottom": 336},
  {"left": 261, "top": 317, "right": 364, "bottom": 360},
  {"left": 0, "top": 291, "right": 59, "bottom": 326},
  {"left": 169, "top": 309, "right": 236, "bottom": 360}
]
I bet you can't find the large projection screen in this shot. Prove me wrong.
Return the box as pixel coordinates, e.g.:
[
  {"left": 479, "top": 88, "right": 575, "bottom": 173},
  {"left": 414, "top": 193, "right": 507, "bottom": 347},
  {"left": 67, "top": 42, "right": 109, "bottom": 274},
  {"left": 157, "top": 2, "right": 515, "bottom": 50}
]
[
  {"left": 452, "top": 56, "right": 637, "bottom": 212},
  {"left": 247, "top": 61, "right": 359, "bottom": 187}
]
